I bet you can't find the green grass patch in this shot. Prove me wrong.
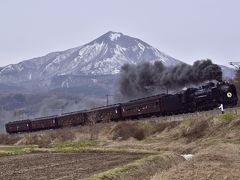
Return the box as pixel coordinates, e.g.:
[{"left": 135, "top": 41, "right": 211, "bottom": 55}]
[
  {"left": 6, "top": 147, "right": 34, "bottom": 156},
  {"left": 0, "top": 145, "right": 43, "bottom": 157},
  {"left": 0, "top": 141, "right": 157, "bottom": 156},
  {"left": 50, "top": 140, "right": 99, "bottom": 152},
  {"left": 51, "top": 145, "right": 158, "bottom": 154},
  {"left": 218, "top": 112, "right": 237, "bottom": 122}
]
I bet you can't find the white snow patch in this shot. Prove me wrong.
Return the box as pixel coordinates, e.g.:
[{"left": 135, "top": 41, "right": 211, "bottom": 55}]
[
  {"left": 132, "top": 46, "right": 138, "bottom": 52},
  {"left": 91, "top": 78, "right": 98, "bottom": 83},
  {"left": 181, "top": 154, "right": 194, "bottom": 161},
  {"left": 109, "top": 33, "right": 121, "bottom": 41},
  {"left": 28, "top": 73, "right": 32, "bottom": 80},
  {"left": 113, "top": 69, "right": 120, "bottom": 74},
  {"left": 138, "top": 43, "right": 145, "bottom": 51},
  {"left": 114, "top": 45, "right": 126, "bottom": 55},
  {"left": 61, "top": 81, "right": 69, "bottom": 88},
  {"left": 16, "top": 65, "right": 24, "bottom": 72},
  {"left": 3, "top": 65, "right": 15, "bottom": 72}
]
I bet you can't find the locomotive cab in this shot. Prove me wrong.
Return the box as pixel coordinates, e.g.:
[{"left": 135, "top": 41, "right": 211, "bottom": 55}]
[{"left": 217, "top": 82, "right": 238, "bottom": 107}]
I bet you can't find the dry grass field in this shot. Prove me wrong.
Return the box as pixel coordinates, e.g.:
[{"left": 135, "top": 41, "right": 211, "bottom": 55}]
[{"left": 0, "top": 109, "right": 240, "bottom": 179}]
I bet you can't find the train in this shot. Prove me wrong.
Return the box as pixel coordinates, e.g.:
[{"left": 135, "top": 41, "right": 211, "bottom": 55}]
[{"left": 5, "top": 81, "right": 238, "bottom": 134}]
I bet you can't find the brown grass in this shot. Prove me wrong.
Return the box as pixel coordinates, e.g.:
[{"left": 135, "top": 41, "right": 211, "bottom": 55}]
[
  {"left": 152, "top": 144, "right": 240, "bottom": 180},
  {"left": 0, "top": 134, "right": 21, "bottom": 145},
  {"left": 25, "top": 134, "right": 52, "bottom": 148},
  {"left": 180, "top": 118, "right": 209, "bottom": 142},
  {"left": 52, "top": 129, "right": 75, "bottom": 142},
  {"left": 15, "top": 129, "right": 75, "bottom": 148},
  {"left": 3, "top": 109, "right": 239, "bottom": 150},
  {"left": 110, "top": 120, "right": 180, "bottom": 142},
  {"left": 111, "top": 122, "right": 146, "bottom": 141}
]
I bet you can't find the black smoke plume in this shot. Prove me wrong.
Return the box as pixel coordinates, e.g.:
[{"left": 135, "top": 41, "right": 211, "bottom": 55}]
[{"left": 117, "top": 59, "right": 222, "bottom": 99}]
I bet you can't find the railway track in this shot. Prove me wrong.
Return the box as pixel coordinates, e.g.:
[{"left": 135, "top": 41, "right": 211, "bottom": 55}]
[{"left": 137, "top": 106, "right": 240, "bottom": 123}]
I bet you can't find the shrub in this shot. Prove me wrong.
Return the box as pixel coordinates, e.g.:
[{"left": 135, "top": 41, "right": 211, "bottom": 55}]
[{"left": 136, "top": 122, "right": 158, "bottom": 136}]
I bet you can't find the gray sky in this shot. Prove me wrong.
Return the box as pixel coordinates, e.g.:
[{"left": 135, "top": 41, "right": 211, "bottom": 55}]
[{"left": 0, "top": 0, "right": 239, "bottom": 67}]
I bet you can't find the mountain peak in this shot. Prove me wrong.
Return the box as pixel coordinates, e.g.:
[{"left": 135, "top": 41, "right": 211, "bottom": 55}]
[
  {"left": 108, "top": 31, "right": 122, "bottom": 41},
  {"left": 104, "top": 31, "right": 123, "bottom": 37},
  {"left": 95, "top": 31, "right": 123, "bottom": 44},
  {"left": 106, "top": 31, "right": 122, "bottom": 36}
]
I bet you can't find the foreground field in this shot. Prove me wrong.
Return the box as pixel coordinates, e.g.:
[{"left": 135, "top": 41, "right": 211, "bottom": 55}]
[
  {"left": 152, "top": 144, "right": 240, "bottom": 180},
  {"left": 0, "top": 108, "right": 240, "bottom": 179},
  {"left": 0, "top": 152, "right": 147, "bottom": 180}
]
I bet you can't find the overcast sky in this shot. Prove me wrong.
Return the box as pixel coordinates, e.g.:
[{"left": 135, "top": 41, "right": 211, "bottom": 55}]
[{"left": 0, "top": 0, "right": 239, "bottom": 67}]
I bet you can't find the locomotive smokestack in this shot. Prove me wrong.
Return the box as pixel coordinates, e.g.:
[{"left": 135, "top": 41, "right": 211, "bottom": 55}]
[{"left": 117, "top": 59, "right": 222, "bottom": 99}]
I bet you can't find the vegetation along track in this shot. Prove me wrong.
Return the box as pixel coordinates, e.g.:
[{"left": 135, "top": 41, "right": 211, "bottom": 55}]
[{"left": 135, "top": 106, "right": 240, "bottom": 124}]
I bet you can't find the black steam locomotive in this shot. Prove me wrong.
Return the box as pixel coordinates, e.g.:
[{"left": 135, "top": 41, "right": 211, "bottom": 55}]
[{"left": 5, "top": 81, "right": 238, "bottom": 134}]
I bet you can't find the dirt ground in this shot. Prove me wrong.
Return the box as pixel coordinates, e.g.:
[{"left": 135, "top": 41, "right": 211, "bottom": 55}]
[{"left": 0, "top": 152, "right": 146, "bottom": 180}]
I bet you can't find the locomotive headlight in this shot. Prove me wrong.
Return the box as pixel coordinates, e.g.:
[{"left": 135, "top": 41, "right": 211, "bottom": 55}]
[{"left": 227, "top": 92, "right": 232, "bottom": 98}]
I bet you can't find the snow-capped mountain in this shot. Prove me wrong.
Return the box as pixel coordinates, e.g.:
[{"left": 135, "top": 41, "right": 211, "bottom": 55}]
[
  {"left": 0, "top": 31, "right": 181, "bottom": 84},
  {"left": 0, "top": 31, "right": 235, "bottom": 95}
]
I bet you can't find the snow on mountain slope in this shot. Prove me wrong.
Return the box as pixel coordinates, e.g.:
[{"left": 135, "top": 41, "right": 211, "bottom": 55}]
[
  {"left": 0, "top": 31, "right": 181, "bottom": 83},
  {"left": 0, "top": 31, "right": 234, "bottom": 95},
  {"left": 220, "top": 65, "right": 236, "bottom": 80}
]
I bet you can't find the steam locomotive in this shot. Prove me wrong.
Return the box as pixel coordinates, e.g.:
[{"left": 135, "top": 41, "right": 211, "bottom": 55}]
[{"left": 5, "top": 81, "right": 238, "bottom": 134}]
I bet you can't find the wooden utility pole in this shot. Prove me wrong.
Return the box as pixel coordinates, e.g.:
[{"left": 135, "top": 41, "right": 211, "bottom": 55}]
[{"left": 105, "top": 94, "right": 113, "bottom": 106}]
